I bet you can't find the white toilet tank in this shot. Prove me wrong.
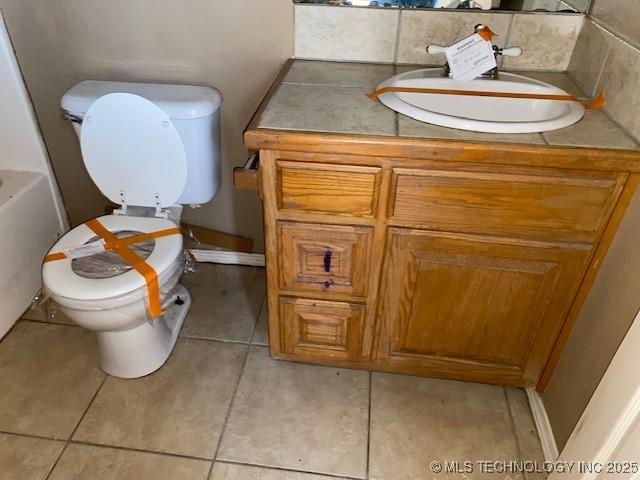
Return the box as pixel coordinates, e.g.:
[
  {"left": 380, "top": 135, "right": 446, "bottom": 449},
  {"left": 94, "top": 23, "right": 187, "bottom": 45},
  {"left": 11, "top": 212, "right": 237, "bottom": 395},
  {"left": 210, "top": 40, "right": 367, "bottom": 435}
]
[{"left": 61, "top": 80, "right": 222, "bottom": 205}]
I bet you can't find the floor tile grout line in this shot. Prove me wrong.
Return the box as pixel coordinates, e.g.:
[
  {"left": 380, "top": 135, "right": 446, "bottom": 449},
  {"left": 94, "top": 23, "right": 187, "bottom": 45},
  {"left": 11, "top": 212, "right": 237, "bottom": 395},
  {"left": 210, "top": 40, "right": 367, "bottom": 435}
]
[
  {"left": 67, "top": 439, "right": 213, "bottom": 463},
  {"left": 19, "top": 318, "right": 257, "bottom": 347},
  {"left": 21, "top": 318, "right": 80, "bottom": 328},
  {"left": 44, "top": 374, "right": 108, "bottom": 480},
  {"left": 180, "top": 334, "right": 251, "bottom": 346},
  {"left": 247, "top": 290, "right": 267, "bottom": 346},
  {"left": 365, "top": 371, "right": 373, "bottom": 480},
  {"left": 0, "top": 430, "right": 67, "bottom": 443},
  {"left": 0, "top": 428, "right": 215, "bottom": 463},
  {"left": 215, "top": 459, "right": 365, "bottom": 480},
  {"left": 206, "top": 341, "right": 253, "bottom": 479}
]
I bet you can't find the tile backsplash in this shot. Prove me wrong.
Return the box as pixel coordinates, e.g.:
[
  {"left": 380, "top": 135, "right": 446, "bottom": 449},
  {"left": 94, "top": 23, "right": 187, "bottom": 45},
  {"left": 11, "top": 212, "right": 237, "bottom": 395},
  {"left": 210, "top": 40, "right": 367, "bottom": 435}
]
[
  {"left": 295, "top": 5, "right": 398, "bottom": 63},
  {"left": 501, "top": 14, "right": 582, "bottom": 70},
  {"left": 294, "top": 5, "right": 584, "bottom": 71},
  {"left": 568, "top": 0, "right": 640, "bottom": 141},
  {"left": 396, "top": 11, "right": 512, "bottom": 65}
]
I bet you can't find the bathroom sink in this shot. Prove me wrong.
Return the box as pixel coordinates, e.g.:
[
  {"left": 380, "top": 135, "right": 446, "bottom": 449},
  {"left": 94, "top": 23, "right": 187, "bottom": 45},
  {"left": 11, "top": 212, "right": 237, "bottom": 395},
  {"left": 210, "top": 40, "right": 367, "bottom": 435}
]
[{"left": 375, "top": 68, "right": 585, "bottom": 134}]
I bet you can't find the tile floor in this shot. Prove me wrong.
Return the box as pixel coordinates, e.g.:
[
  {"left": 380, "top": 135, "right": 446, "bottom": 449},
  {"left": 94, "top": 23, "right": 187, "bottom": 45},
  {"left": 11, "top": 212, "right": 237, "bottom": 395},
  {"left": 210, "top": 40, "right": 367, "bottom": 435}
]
[{"left": 0, "top": 264, "right": 546, "bottom": 480}]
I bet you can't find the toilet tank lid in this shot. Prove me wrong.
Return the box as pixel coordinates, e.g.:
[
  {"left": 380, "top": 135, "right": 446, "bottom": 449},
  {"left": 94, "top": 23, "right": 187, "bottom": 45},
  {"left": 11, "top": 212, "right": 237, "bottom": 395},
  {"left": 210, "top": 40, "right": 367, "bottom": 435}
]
[{"left": 61, "top": 80, "right": 222, "bottom": 119}]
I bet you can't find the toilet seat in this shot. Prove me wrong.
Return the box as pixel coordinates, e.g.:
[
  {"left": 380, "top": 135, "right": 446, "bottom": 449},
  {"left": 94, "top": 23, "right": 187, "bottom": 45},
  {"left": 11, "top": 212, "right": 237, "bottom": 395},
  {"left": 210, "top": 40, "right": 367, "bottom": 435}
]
[
  {"left": 80, "top": 93, "right": 188, "bottom": 209},
  {"left": 43, "top": 215, "right": 183, "bottom": 301}
]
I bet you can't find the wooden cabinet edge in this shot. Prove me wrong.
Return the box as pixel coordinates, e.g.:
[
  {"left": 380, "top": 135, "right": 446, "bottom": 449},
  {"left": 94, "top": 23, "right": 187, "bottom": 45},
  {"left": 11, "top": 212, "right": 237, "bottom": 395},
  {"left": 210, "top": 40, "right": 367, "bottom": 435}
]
[
  {"left": 536, "top": 173, "right": 640, "bottom": 391},
  {"left": 244, "top": 129, "right": 640, "bottom": 173}
]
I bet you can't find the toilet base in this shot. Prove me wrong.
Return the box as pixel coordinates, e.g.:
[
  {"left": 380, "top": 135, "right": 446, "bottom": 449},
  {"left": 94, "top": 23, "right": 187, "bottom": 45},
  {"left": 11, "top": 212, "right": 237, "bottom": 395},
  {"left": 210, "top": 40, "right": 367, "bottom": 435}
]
[{"left": 96, "top": 285, "right": 191, "bottom": 378}]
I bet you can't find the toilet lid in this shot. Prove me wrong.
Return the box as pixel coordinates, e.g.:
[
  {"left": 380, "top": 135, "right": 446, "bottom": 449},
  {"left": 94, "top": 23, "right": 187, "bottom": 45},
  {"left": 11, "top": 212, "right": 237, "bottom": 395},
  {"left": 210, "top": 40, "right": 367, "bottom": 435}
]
[
  {"left": 42, "top": 215, "right": 183, "bottom": 301},
  {"left": 80, "top": 93, "right": 188, "bottom": 208}
]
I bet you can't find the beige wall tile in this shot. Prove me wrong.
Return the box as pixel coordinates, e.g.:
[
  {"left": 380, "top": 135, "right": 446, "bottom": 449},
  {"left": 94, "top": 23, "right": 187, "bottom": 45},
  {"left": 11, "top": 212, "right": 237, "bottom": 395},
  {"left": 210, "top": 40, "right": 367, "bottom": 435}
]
[
  {"left": 182, "top": 264, "right": 265, "bottom": 342},
  {"left": 370, "top": 374, "right": 521, "bottom": 480},
  {"left": 210, "top": 463, "right": 336, "bottom": 480},
  {"left": 294, "top": 5, "right": 399, "bottom": 63},
  {"left": 217, "top": 347, "right": 369, "bottom": 479},
  {"left": 397, "top": 10, "right": 512, "bottom": 65},
  {"left": 595, "top": 33, "right": 640, "bottom": 141},
  {"left": 590, "top": 0, "right": 640, "bottom": 49},
  {"left": 0, "top": 434, "right": 64, "bottom": 480},
  {"left": 0, "top": 322, "right": 104, "bottom": 439},
  {"left": 49, "top": 444, "right": 210, "bottom": 480},
  {"left": 74, "top": 339, "right": 246, "bottom": 459},
  {"left": 503, "top": 14, "right": 584, "bottom": 71},
  {"left": 568, "top": 19, "right": 610, "bottom": 95}
]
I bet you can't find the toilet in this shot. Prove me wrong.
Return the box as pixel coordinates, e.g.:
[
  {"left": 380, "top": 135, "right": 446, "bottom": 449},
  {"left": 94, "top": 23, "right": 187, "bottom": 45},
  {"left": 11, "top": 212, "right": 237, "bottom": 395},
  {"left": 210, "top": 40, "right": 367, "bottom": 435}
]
[{"left": 42, "top": 81, "right": 222, "bottom": 379}]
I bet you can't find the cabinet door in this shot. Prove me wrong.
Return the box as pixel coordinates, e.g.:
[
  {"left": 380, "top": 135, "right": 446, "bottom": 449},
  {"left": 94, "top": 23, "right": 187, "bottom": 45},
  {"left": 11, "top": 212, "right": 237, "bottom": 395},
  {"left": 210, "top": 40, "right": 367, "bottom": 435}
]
[{"left": 376, "top": 229, "right": 591, "bottom": 386}]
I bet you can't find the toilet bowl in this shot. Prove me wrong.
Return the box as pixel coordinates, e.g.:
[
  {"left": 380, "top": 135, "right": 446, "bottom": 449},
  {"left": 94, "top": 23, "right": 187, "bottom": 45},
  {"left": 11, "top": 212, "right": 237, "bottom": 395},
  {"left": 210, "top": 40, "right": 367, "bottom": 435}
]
[
  {"left": 42, "top": 80, "right": 222, "bottom": 378},
  {"left": 43, "top": 214, "right": 191, "bottom": 378}
]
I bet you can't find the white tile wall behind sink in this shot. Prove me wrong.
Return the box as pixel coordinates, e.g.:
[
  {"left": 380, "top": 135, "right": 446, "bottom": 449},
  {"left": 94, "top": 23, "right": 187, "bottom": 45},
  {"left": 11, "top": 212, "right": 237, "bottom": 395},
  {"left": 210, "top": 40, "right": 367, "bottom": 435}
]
[{"left": 294, "top": 5, "right": 585, "bottom": 71}]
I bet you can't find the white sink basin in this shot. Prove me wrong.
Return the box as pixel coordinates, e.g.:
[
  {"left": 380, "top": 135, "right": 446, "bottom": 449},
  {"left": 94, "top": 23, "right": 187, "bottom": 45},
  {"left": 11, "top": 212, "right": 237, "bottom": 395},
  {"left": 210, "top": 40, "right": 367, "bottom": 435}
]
[{"left": 376, "top": 69, "right": 585, "bottom": 134}]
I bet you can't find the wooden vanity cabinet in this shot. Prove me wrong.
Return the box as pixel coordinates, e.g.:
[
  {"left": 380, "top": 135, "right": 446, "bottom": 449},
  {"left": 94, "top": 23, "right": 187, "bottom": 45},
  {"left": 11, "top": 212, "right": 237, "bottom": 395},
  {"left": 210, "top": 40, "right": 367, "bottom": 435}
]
[{"left": 242, "top": 139, "right": 639, "bottom": 389}]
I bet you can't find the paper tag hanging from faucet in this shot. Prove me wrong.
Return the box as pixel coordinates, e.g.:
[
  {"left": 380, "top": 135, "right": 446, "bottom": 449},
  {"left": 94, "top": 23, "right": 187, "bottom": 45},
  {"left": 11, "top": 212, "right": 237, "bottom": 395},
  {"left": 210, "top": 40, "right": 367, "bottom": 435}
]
[{"left": 445, "top": 32, "right": 497, "bottom": 82}]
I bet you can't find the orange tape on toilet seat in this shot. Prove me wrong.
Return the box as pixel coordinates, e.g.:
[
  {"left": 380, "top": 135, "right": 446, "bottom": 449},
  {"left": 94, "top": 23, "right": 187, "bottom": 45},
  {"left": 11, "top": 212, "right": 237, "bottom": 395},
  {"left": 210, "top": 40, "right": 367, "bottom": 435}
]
[
  {"left": 44, "top": 252, "right": 67, "bottom": 262},
  {"left": 44, "top": 219, "right": 182, "bottom": 319}
]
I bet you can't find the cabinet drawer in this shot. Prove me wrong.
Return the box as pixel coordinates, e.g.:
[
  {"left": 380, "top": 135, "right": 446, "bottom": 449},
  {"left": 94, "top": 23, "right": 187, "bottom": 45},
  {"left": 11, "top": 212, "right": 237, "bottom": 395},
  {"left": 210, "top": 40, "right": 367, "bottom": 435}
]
[
  {"left": 277, "top": 161, "right": 381, "bottom": 217},
  {"left": 278, "top": 222, "right": 373, "bottom": 297},
  {"left": 390, "top": 168, "right": 624, "bottom": 242},
  {"left": 233, "top": 153, "right": 259, "bottom": 191},
  {"left": 279, "top": 297, "right": 365, "bottom": 361}
]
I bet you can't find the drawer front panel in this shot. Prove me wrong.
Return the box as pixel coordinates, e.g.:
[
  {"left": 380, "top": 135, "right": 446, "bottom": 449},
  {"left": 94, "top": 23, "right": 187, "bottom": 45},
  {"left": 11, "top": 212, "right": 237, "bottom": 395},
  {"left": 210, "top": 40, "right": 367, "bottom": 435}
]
[
  {"left": 277, "top": 161, "right": 381, "bottom": 217},
  {"left": 278, "top": 222, "right": 373, "bottom": 297},
  {"left": 390, "top": 168, "right": 624, "bottom": 242},
  {"left": 279, "top": 297, "right": 365, "bottom": 361}
]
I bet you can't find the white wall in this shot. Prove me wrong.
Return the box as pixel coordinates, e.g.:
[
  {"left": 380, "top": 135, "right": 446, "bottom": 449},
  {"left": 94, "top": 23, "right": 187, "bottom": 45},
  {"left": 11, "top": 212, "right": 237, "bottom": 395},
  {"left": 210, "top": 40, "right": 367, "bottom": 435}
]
[{"left": 0, "top": 1, "right": 294, "bottom": 251}]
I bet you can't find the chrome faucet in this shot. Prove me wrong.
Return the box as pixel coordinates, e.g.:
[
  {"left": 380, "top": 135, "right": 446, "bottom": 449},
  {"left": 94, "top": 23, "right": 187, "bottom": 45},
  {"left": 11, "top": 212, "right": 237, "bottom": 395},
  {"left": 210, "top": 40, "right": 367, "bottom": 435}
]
[{"left": 426, "top": 24, "right": 522, "bottom": 80}]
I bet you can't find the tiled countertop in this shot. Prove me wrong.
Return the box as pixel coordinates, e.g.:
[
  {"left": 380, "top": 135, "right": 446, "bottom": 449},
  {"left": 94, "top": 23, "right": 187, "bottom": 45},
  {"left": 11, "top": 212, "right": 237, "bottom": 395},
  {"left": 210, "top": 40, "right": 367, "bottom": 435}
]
[{"left": 256, "top": 60, "right": 639, "bottom": 150}]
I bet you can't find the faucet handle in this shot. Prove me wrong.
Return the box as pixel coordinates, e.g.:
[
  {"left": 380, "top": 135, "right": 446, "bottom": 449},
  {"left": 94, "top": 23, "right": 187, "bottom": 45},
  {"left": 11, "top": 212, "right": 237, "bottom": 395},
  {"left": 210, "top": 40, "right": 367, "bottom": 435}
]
[
  {"left": 426, "top": 44, "right": 447, "bottom": 54},
  {"left": 499, "top": 47, "right": 522, "bottom": 57}
]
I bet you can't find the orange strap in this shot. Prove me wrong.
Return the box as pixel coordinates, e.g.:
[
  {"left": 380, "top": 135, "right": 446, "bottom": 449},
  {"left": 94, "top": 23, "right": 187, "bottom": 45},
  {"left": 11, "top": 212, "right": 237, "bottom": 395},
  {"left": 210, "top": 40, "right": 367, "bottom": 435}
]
[
  {"left": 44, "top": 220, "right": 182, "bottom": 318},
  {"left": 44, "top": 252, "right": 67, "bottom": 262},
  {"left": 106, "top": 228, "right": 181, "bottom": 249},
  {"left": 368, "top": 86, "right": 605, "bottom": 111}
]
